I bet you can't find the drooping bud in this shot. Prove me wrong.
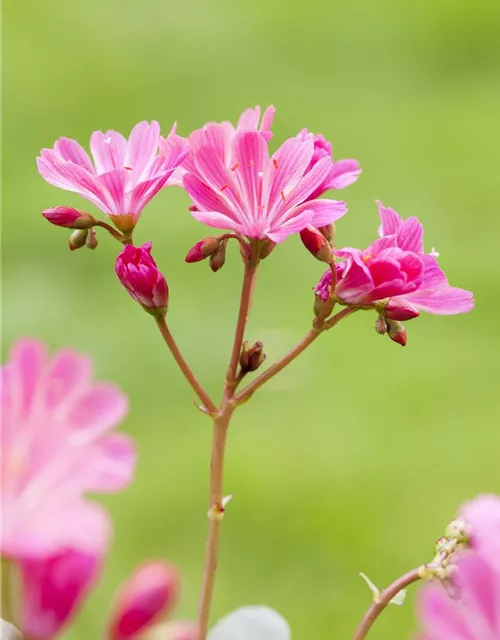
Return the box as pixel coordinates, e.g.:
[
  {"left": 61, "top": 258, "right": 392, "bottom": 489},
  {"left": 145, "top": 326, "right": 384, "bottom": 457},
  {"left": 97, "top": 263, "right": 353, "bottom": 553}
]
[
  {"left": 108, "top": 562, "right": 179, "bottom": 640},
  {"left": 239, "top": 341, "right": 266, "bottom": 373},
  {"left": 185, "top": 237, "right": 220, "bottom": 263},
  {"left": 386, "top": 319, "right": 407, "bottom": 346},
  {"left": 299, "top": 225, "right": 333, "bottom": 263},
  {"left": 69, "top": 229, "right": 89, "bottom": 251},
  {"left": 318, "top": 222, "right": 335, "bottom": 243},
  {"left": 385, "top": 300, "right": 420, "bottom": 321},
  {"left": 209, "top": 241, "right": 227, "bottom": 272},
  {"left": 43, "top": 206, "right": 96, "bottom": 229},
  {"left": 85, "top": 228, "right": 98, "bottom": 250},
  {"left": 375, "top": 315, "right": 388, "bottom": 335},
  {"left": 115, "top": 242, "right": 168, "bottom": 318}
]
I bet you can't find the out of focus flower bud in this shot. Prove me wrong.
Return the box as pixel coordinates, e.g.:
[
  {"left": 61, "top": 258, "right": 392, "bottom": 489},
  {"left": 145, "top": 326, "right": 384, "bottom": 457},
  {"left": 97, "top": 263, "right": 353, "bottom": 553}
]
[
  {"left": 140, "top": 621, "right": 197, "bottom": 640},
  {"left": 259, "top": 239, "right": 276, "bottom": 259},
  {"left": 385, "top": 300, "right": 420, "bottom": 321},
  {"left": 375, "top": 315, "right": 388, "bottom": 335},
  {"left": 318, "top": 222, "right": 335, "bottom": 243},
  {"left": 69, "top": 229, "right": 89, "bottom": 251},
  {"left": 445, "top": 517, "right": 470, "bottom": 544},
  {"left": 85, "top": 228, "right": 98, "bottom": 250},
  {"left": 185, "top": 237, "right": 220, "bottom": 263},
  {"left": 239, "top": 341, "right": 266, "bottom": 374},
  {"left": 43, "top": 206, "right": 96, "bottom": 229},
  {"left": 108, "top": 562, "right": 179, "bottom": 640},
  {"left": 299, "top": 225, "right": 333, "bottom": 263},
  {"left": 387, "top": 319, "right": 407, "bottom": 346},
  {"left": 115, "top": 242, "right": 169, "bottom": 318},
  {"left": 209, "top": 241, "right": 227, "bottom": 272}
]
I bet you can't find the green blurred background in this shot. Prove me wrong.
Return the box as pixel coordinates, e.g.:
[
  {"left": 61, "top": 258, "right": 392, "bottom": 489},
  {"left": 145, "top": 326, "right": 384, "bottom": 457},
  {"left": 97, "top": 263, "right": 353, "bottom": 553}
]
[{"left": 2, "top": 0, "right": 500, "bottom": 637}]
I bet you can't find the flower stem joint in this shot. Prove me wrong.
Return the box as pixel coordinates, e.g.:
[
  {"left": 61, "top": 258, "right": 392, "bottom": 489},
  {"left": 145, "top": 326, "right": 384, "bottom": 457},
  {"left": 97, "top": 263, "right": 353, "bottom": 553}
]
[
  {"left": 208, "top": 495, "right": 233, "bottom": 522},
  {"left": 239, "top": 340, "right": 266, "bottom": 374}
]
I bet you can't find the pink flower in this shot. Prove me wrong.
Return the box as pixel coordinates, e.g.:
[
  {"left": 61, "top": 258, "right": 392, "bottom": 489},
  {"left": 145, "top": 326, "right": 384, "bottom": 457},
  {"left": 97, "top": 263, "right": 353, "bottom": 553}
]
[
  {"left": 376, "top": 202, "right": 474, "bottom": 316},
  {"left": 182, "top": 130, "right": 347, "bottom": 242},
  {"left": 160, "top": 105, "right": 276, "bottom": 187},
  {"left": 416, "top": 553, "right": 500, "bottom": 639},
  {"left": 37, "top": 122, "right": 188, "bottom": 232},
  {"left": 1, "top": 338, "right": 135, "bottom": 637},
  {"left": 461, "top": 494, "right": 500, "bottom": 576},
  {"left": 295, "top": 129, "right": 361, "bottom": 199},
  {"left": 108, "top": 562, "right": 180, "bottom": 640},
  {"left": 115, "top": 242, "right": 168, "bottom": 315}
]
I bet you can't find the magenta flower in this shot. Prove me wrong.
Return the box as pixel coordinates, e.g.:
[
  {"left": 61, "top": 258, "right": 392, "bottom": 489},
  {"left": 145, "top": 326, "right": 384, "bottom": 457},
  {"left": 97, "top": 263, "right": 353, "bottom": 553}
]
[
  {"left": 108, "top": 562, "right": 180, "bottom": 640},
  {"left": 37, "top": 122, "right": 188, "bottom": 232},
  {"left": 295, "top": 129, "right": 361, "bottom": 199},
  {"left": 416, "top": 553, "right": 500, "bottom": 639},
  {"left": 1, "top": 338, "right": 135, "bottom": 637},
  {"left": 182, "top": 130, "right": 347, "bottom": 242},
  {"left": 115, "top": 242, "right": 169, "bottom": 316}
]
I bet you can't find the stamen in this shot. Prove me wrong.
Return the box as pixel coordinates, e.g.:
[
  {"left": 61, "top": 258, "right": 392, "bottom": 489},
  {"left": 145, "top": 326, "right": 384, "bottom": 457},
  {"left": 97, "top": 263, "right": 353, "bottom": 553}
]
[
  {"left": 230, "top": 163, "right": 240, "bottom": 171},
  {"left": 249, "top": 160, "right": 254, "bottom": 168},
  {"left": 273, "top": 158, "right": 279, "bottom": 170},
  {"left": 280, "top": 190, "right": 286, "bottom": 202},
  {"left": 124, "top": 166, "right": 133, "bottom": 171},
  {"left": 104, "top": 136, "right": 112, "bottom": 145},
  {"left": 220, "top": 184, "right": 229, "bottom": 192}
]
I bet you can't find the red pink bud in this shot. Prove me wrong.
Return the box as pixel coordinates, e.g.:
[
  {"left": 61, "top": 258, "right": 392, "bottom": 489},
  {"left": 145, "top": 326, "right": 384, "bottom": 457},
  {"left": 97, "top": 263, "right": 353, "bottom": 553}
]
[
  {"left": 385, "top": 300, "right": 420, "bottom": 321},
  {"left": 299, "top": 225, "right": 333, "bottom": 263},
  {"left": 115, "top": 242, "right": 168, "bottom": 317},
  {"left": 185, "top": 237, "right": 220, "bottom": 263},
  {"left": 387, "top": 319, "right": 407, "bottom": 346},
  {"left": 43, "top": 206, "right": 96, "bottom": 229},
  {"left": 108, "top": 562, "right": 180, "bottom": 640}
]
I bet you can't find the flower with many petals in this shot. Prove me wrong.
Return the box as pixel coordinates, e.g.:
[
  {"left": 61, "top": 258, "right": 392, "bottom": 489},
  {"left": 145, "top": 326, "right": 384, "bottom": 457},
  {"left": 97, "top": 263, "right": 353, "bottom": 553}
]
[
  {"left": 181, "top": 130, "right": 347, "bottom": 242},
  {"left": 1, "top": 338, "right": 135, "bottom": 638},
  {"left": 38, "top": 122, "right": 188, "bottom": 232}
]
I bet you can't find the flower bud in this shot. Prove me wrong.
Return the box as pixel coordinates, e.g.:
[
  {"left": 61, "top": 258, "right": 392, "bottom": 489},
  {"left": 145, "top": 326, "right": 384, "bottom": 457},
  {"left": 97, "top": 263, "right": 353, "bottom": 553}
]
[
  {"left": 239, "top": 341, "right": 266, "bottom": 373},
  {"left": 299, "top": 226, "right": 333, "bottom": 263},
  {"left": 386, "top": 319, "right": 407, "bottom": 346},
  {"left": 69, "top": 229, "right": 89, "bottom": 251},
  {"left": 108, "top": 562, "right": 179, "bottom": 640},
  {"left": 209, "top": 241, "right": 227, "bottom": 272},
  {"left": 185, "top": 237, "right": 220, "bottom": 263},
  {"left": 318, "top": 222, "right": 335, "bottom": 243},
  {"left": 445, "top": 517, "right": 470, "bottom": 544},
  {"left": 375, "top": 315, "right": 388, "bottom": 335},
  {"left": 385, "top": 300, "right": 420, "bottom": 321},
  {"left": 115, "top": 243, "right": 168, "bottom": 318},
  {"left": 259, "top": 239, "right": 276, "bottom": 259},
  {"left": 139, "top": 621, "right": 197, "bottom": 640},
  {"left": 43, "top": 206, "right": 96, "bottom": 229},
  {"left": 85, "top": 228, "right": 98, "bottom": 250}
]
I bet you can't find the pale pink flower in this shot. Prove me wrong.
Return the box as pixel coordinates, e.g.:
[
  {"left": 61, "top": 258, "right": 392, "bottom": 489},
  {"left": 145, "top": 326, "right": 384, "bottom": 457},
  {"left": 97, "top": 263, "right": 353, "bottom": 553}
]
[
  {"left": 461, "top": 494, "right": 500, "bottom": 576},
  {"left": 160, "top": 105, "right": 276, "bottom": 187},
  {"left": 376, "top": 202, "right": 474, "bottom": 316},
  {"left": 416, "top": 553, "right": 500, "bottom": 639},
  {"left": 37, "top": 122, "right": 188, "bottom": 232},
  {"left": 115, "top": 242, "right": 168, "bottom": 315},
  {"left": 295, "top": 129, "right": 361, "bottom": 199},
  {"left": 182, "top": 130, "right": 347, "bottom": 242},
  {"left": 108, "top": 562, "right": 180, "bottom": 640},
  {"left": 1, "top": 338, "right": 135, "bottom": 638}
]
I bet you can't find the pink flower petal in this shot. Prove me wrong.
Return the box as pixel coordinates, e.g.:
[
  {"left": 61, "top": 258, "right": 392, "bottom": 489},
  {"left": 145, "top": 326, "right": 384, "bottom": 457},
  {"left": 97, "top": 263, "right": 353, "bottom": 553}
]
[
  {"left": 53, "top": 138, "right": 94, "bottom": 173},
  {"left": 290, "top": 199, "right": 347, "bottom": 227},
  {"left": 267, "top": 137, "right": 314, "bottom": 214},
  {"left": 461, "top": 494, "right": 500, "bottom": 575},
  {"left": 9, "top": 339, "right": 48, "bottom": 420},
  {"left": 66, "top": 382, "right": 129, "bottom": 437},
  {"left": 260, "top": 105, "right": 276, "bottom": 138},
  {"left": 183, "top": 174, "right": 239, "bottom": 222},
  {"left": 84, "top": 433, "right": 136, "bottom": 493},
  {"left": 43, "top": 348, "right": 93, "bottom": 411},
  {"left": 237, "top": 106, "right": 261, "bottom": 131},
  {"left": 190, "top": 208, "right": 243, "bottom": 234},
  {"left": 396, "top": 217, "right": 424, "bottom": 253},
  {"left": 377, "top": 200, "right": 403, "bottom": 236},
  {"left": 325, "top": 159, "right": 361, "bottom": 189},
  {"left": 90, "top": 130, "right": 127, "bottom": 174},
  {"left": 266, "top": 207, "right": 315, "bottom": 243},
  {"left": 335, "top": 255, "right": 374, "bottom": 303},
  {"left": 231, "top": 131, "right": 269, "bottom": 217},
  {"left": 124, "top": 121, "right": 161, "bottom": 186}
]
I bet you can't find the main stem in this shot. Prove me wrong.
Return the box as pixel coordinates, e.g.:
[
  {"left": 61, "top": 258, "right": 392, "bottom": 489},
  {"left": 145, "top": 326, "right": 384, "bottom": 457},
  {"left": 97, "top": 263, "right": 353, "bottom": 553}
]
[
  {"left": 352, "top": 568, "right": 422, "bottom": 640},
  {"left": 196, "top": 260, "right": 259, "bottom": 640}
]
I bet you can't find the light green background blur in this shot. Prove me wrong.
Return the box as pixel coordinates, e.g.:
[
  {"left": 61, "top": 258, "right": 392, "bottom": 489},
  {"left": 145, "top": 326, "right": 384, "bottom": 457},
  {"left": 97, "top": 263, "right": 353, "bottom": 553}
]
[{"left": 2, "top": 0, "right": 500, "bottom": 637}]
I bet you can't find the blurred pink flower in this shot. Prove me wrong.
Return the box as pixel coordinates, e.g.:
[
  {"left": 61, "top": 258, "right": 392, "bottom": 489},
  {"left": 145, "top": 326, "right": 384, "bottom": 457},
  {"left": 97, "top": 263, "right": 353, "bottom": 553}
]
[
  {"left": 1, "top": 338, "right": 135, "bottom": 637},
  {"left": 115, "top": 242, "right": 168, "bottom": 315},
  {"left": 416, "top": 553, "right": 500, "bottom": 639},
  {"left": 37, "top": 122, "right": 188, "bottom": 232},
  {"left": 108, "top": 562, "right": 180, "bottom": 640},
  {"left": 295, "top": 129, "right": 361, "bottom": 198},
  {"left": 160, "top": 105, "right": 276, "bottom": 187},
  {"left": 461, "top": 494, "right": 500, "bottom": 575},
  {"left": 182, "top": 130, "right": 347, "bottom": 242}
]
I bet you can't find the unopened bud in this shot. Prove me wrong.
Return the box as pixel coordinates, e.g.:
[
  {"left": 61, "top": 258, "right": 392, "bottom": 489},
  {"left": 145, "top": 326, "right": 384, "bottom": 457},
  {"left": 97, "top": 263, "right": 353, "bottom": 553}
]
[
  {"left": 313, "top": 295, "right": 326, "bottom": 318},
  {"left": 375, "top": 315, "right": 388, "bottom": 335},
  {"left": 185, "top": 237, "right": 220, "bottom": 263},
  {"left": 43, "top": 206, "right": 96, "bottom": 229},
  {"left": 387, "top": 319, "right": 407, "bottom": 347},
  {"left": 318, "top": 222, "right": 335, "bottom": 243},
  {"left": 445, "top": 517, "right": 470, "bottom": 544},
  {"left": 69, "top": 229, "right": 89, "bottom": 251},
  {"left": 300, "top": 225, "right": 333, "bottom": 262},
  {"left": 239, "top": 340, "right": 266, "bottom": 373},
  {"left": 259, "top": 239, "right": 276, "bottom": 259},
  {"left": 115, "top": 242, "right": 169, "bottom": 318},
  {"left": 209, "top": 241, "right": 227, "bottom": 272},
  {"left": 385, "top": 300, "right": 420, "bottom": 321},
  {"left": 85, "top": 228, "right": 98, "bottom": 249}
]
